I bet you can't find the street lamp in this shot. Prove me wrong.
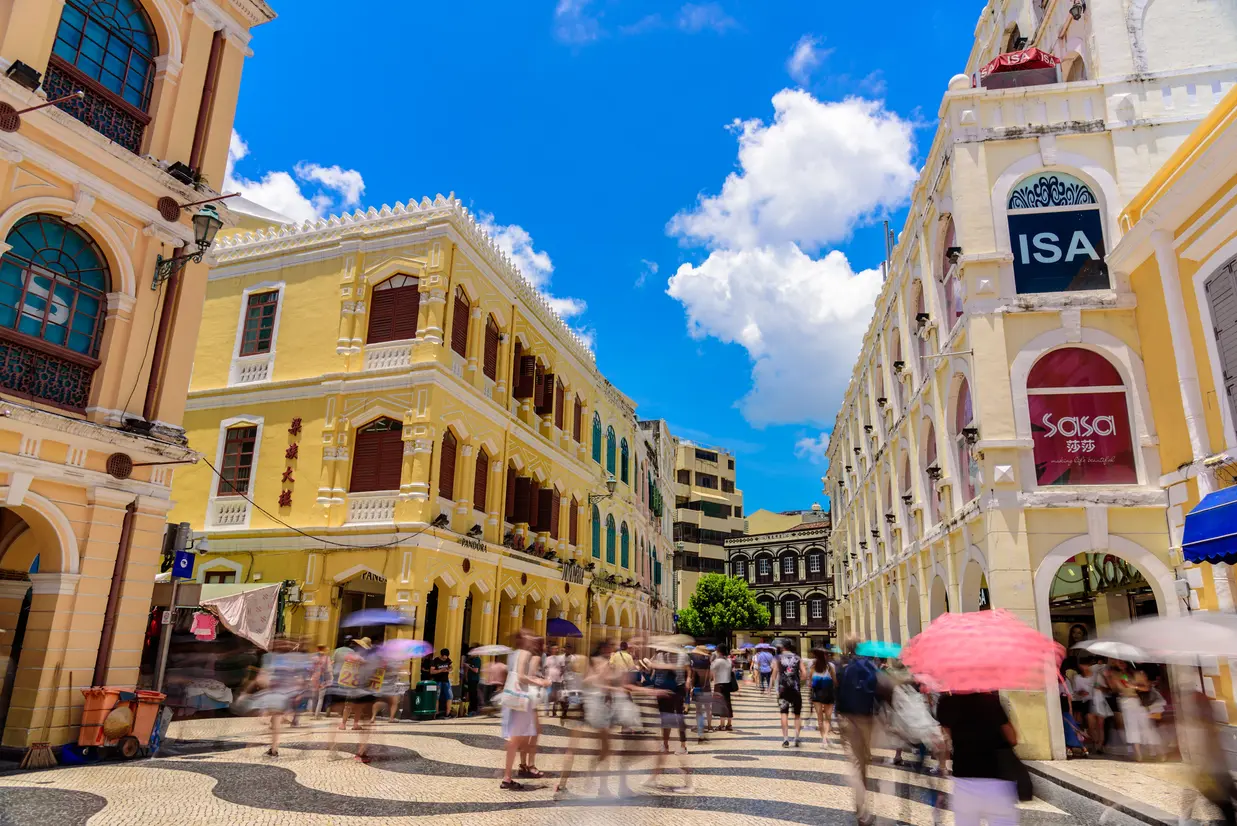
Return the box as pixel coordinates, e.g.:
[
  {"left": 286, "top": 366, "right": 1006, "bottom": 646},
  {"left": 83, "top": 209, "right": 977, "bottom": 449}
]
[
  {"left": 588, "top": 474, "right": 618, "bottom": 505},
  {"left": 151, "top": 204, "right": 225, "bottom": 290}
]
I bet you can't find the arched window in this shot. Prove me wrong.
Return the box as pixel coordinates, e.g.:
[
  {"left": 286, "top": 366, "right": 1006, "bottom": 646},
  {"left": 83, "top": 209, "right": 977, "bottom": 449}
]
[
  {"left": 757, "top": 596, "right": 775, "bottom": 624},
  {"left": 940, "top": 217, "right": 962, "bottom": 325},
  {"left": 592, "top": 413, "right": 602, "bottom": 463},
  {"left": 781, "top": 595, "right": 799, "bottom": 625},
  {"left": 954, "top": 377, "right": 979, "bottom": 501},
  {"left": 1008, "top": 171, "right": 1107, "bottom": 293},
  {"left": 50, "top": 0, "right": 158, "bottom": 152},
  {"left": 890, "top": 326, "right": 904, "bottom": 410},
  {"left": 450, "top": 285, "right": 470, "bottom": 357},
  {"left": 473, "top": 447, "right": 489, "bottom": 511},
  {"left": 806, "top": 549, "right": 825, "bottom": 579},
  {"left": 350, "top": 417, "right": 404, "bottom": 493},
  {"left": 808, "top": 594, "right": 826, "bottom": 624},
  {"left": 605, "top": 514, "right": 616, "bottom": 565},
  {"left": 923, "top": 419, "right": 939, "bottom": 524},
  {"left": 619, "top": 438, "right": 629, "bottom": 484},
  {"left": 732, "top": 557, "right": 748, "bottom": 580},
  {"left": 620, "top": 521, "right": 629, "bottom": 568},
  {"left": 1028, "top": 348, "right": 1136, "bottom": 486},
  {"left": 780, "top": 552, "right": 797, "bottom": 582},
  {"left": 592, "top": 504, "right": 601, "bottom": 558},
  {"left": 368, "top": 275, "right": 419, "bottom": 344},
  {"left": 756, "top": 554, "right": 773, "bottom": 584},
  {"left": 606, "top": 426, "right": 616, "bottom": 475},
  {"left": 569, "top": 496, "right": 579, "bottom": 546},
  {"left": 913, "top": 282, "right": 930, "bottom": 366},
  {"left": 438, "top": 429, "right": 458, "bottom": 500},
  {"left": 482, "top": 315, "right": 499, "bottom": 380},
  {"left": 0, "top": 214, "right": 110, "bottom": 409}
]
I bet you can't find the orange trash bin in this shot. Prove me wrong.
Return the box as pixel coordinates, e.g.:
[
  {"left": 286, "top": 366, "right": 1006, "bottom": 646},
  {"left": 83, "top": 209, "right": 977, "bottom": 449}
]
[
  {"left": 78, "top": 687, "right": 126, "bottom": 747},
  {"left": 131, "top": 691, "right": 166, "bottom": 746}
]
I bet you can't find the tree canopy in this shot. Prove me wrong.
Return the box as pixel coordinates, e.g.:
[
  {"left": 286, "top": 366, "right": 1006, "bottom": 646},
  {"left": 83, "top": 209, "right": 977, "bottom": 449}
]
[{"left": 677, "top": 573, "right": 770, "bottom": 640}]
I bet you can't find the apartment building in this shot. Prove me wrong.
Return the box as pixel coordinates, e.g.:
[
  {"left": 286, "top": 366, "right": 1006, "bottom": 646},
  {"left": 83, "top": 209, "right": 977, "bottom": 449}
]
[{"left": 672, "top": 441, "right": 744, "bottom": 610}]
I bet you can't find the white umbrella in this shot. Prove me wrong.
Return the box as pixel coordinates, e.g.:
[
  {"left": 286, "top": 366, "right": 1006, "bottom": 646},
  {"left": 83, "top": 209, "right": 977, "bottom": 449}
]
[
  {"left": 1073, "top": 639, "right": 1147, "bottom": 662},
  {"left": 1111, "top": 613, "right": 1237, "bottom": 663},
  {"left": 467, "top": 644, "right": 513, "bottom": 656}
]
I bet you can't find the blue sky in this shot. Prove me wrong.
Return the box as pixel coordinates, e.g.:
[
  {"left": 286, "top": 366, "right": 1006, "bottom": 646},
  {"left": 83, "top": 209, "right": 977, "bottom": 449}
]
[{"left": 226, "top": 1, "right": 980, "bottom": 513}]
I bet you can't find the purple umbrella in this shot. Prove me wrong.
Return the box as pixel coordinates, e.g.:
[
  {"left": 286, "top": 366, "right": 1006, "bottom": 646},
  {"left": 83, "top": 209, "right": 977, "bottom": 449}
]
[
  {"left": 340, "top": 608, "right": 412, "bottom": 628},
  {"left": 378, "top": 638, "right": 433, "bottom": 660}
]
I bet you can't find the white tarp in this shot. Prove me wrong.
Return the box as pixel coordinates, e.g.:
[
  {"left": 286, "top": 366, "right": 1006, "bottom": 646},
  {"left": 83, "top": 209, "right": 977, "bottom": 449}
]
[{"left": 200, "top": 582, "right": 280, "bottom": 650}]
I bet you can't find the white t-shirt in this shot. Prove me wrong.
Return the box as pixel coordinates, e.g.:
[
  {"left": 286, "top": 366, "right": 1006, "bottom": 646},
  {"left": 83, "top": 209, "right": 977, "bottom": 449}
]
[
  {"left": 546, "top": 653, "right": 566, "bottom": 683},
  {"left": 710, "top": 656, "right": 733, "bottom": 686}
]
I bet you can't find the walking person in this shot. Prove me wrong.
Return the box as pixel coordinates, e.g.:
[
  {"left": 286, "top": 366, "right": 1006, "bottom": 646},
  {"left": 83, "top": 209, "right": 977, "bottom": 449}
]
[
  {"left": 772, "top": 640, "right": 807, "bottom": 748},
  {"left": 498, "top": 629, "right": 550, "bottom": 791},
  {"left": 755, "top": 645, "right": 774, "bottom": 693},
  {"left": 809, "top": 648, "right": 836, "bottom": 747},
  {"left": 545, "top": 644, "right": 566, "bottom": 718},
  {"left": 836, "top": 639, "right": 885, "bottom": 826},
  {"left": 690, "top": 645, "right": 713, "bottom": 742},
  {"left": 462, "top": 643, "right": 482, "bottom": 716},
  {"left": 644, "top": 643, "right": 693, "bottom": 793},
  {"left": 936, "top": 690, "right": 1022, "bottom": 826},
  {"left": 711, "top": 643, "right": 735, "bottom": 732}
]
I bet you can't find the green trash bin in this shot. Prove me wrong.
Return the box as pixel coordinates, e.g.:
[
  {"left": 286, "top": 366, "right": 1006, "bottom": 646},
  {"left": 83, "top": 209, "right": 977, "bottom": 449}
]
[{"left": 413, "top": 681, "right": 440, "bottom": 719}]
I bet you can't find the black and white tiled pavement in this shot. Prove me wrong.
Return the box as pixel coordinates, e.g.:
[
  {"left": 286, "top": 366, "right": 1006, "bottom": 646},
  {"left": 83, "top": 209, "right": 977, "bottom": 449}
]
[{"left": 0, "top": 690, "right": 1148, "bottom": 825}]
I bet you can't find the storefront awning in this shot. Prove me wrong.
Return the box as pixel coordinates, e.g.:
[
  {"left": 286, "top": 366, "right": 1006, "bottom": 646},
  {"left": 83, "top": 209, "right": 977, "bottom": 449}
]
[
  {"left": 1182, "top": 486, "right": 1237, "bottom": 565},
  {"left": 979, "top": 47, "right": 1061, "bottom": 79}
]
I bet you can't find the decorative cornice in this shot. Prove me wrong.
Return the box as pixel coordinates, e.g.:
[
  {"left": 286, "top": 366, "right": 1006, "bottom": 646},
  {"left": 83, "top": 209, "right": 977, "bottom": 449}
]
[{"left": 211, "top": 194, "right": 595, "bottom": 368}]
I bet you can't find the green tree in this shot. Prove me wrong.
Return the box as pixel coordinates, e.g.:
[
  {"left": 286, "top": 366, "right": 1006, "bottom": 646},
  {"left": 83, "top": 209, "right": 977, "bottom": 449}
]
[{"left": 677, "top": 574, "right": 770, "bottom": 641}]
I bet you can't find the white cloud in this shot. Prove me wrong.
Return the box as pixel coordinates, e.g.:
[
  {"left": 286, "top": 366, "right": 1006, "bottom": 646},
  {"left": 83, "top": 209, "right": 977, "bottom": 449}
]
[
  {"left": 224, "top": 130, "right": 366, "bottom": 225},
  {"left": 787, "top": 34, "right": 830, "bottom": 86},
  {"left": 678, "top": 3, "right": 737, "bottom": 33},
  {"left": 667, "top": 244, "right": 883, "bottom": 426},
  {"left": 477, "top": 213, "right": 587, "bottom": 322},
  {"left": 635, "top": 258, "right": 659, "bottom": 288},
  {"left": 554, "top": 0, "right": 601, "bottom": 44},
  {"left": 667, "top": 90, "right": 917, "bottom": 251},
  {"left": 794, "top": 431, "right": 832, "bottom": 465}
]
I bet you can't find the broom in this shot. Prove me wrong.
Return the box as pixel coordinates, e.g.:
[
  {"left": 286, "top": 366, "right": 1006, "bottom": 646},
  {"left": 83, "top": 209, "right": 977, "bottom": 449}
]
[{"left": 20, "top": 661, "right": 62, "bottom": 769}]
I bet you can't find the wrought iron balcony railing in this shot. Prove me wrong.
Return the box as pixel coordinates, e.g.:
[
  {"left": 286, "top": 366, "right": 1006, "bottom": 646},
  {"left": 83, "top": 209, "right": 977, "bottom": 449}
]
[
  {"left": 0, "top": 327, "right": 98, "bottom": 411},
  {"left": 45, "top": 56, "right": 149, "bottom": 155}
]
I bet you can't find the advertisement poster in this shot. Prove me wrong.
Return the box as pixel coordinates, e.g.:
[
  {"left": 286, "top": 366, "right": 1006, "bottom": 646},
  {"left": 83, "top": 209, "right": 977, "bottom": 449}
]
[
  {"left": 1009, "top": 208, "right": 1109, "bottom": 294},
  {"left": 1029, "top": 392, "right": 1136, "bottom": 485}
]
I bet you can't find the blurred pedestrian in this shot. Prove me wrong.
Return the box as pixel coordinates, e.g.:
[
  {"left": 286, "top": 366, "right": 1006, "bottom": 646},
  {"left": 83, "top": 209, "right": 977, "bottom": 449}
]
[
  {"left": 773, "top": 640, "right": 807, "bottom": 748},
  {"left": 809, "top": 648, "right": 836, "bottom": 747},
  {"left": 545, "top": 644, "right": 566, "bottom": 718},
  {"left": 1180, "top": 690, "right": 1236, "bottom": 826},
  {"left": 555, "top": 640, "right": 640, "bottom": 798},
  {"left": 755, "top": 645, "right": 774, "bottom": 693},
  {"left": 836, "top": 639, "right": 884, "bottom": 825},
  {"left": 326, "top": 637, "right": 379, "bottom": 763},
  {"left": 463, "top": 643, "right": 482, "bottom": 716},
  {"left": 644, "top": 643, "right": 693, "bottom": 793},
  {"left": 499, "top": 629, "right": 550, "bottom": 790},
  {"left": 309, "top": 644, "right": 331, "bottom": 718},
  {"left": 711, "top": 643, "right": 735, "bottom": 732},
  {"left": 610, "top": 640, "right": 635, "bottom": 672},
  {"left": 937, "top": 691, "right": 1021, "bottom": 826},
  {"left": 690, "top": 645, "right": 713, "bottom": 741}
]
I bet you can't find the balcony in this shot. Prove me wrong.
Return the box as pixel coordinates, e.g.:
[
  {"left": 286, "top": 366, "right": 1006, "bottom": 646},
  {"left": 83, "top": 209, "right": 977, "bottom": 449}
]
[
  {"left": 208, "top": 497, "right": 250, "bottom": 528},
  {"left": 229, "top": 353, "right": 272, "bottom": 386},
  {"left": 45, "top": 56, "right": 148, "bottom": 155},
  {"left": 0, "top": 328, "right": 97, "bottom": 411},
  {"left": 364, "top": 341, "right": 412, "bottom": 371},
  {"left": 347, "top": 493, "right": 397, "bottom": 523}
]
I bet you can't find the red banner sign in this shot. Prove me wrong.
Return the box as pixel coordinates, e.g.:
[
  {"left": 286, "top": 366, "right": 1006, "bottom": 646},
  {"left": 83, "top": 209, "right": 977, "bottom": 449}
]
[{"left": 1030, "top": 392, "right": 1136, "bottom": 486}]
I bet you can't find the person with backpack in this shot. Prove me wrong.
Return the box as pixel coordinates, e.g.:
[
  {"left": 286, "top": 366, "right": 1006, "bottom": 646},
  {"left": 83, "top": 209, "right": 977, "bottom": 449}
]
[
  {"left": 808, "top": 648, "right": 837, "bottom": 747},
  {"left": 771, "top": 640, "right": 808, "bottom": 748},
  {"left": 835, "top": 638, "right": 890, "bottom": 826}
]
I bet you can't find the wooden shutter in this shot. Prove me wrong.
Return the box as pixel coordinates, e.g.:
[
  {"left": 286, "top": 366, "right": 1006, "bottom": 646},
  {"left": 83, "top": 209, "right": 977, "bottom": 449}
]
[
  {"left": 554, "top": 381, "right": 565, "bottom": 429},
  {"left": 367, "top": 289, "right": 396, "bottom": 344},
  {"left": 483, "top": 317, "right": 499, "bottom": 380},
  {"left": 473, "top": 449, "right": 489, "bottom": 510},
  {"left": 549, "top": 489, "right": 561, "bottom": 539},
  {"left": 438, "top": 430, "right": 457, "bottom": 499},
  {"left": 569, "top": 497, "right": 578, "bottom": 545},
  {"left": 513, "top": 477, "right": 532, "bottom": 523},
  {"left": 1206, "top": 261, "right": 1237, "bottom": 429},
  {"left": 537, "top": 372, "right": 555, "bottom": 416},
  {"left": 511, "top": 342, "right": 522, "bottom": 388},
  {"left": 514, "top": 355, "right": 536, "bottom": 399},
  {"left": 450, "top": 288, "right": 469, "bottom": 356},
  {"left": 349, "top": 421, "right": 402, "bottom": 493},
  {"left": 375, "top": 428, "right": 403, "bottom": 491},
  {"left": 529, "top": 483, "right": 542, "bottom": 532},
  {"left": 533, "top": 363, "right": 546, "bottom": 410},
  {"left": 537, "top": 487, "right": 554, "bottom": 536},
  {"left": 392, "top": 285, "right": 419, "bottom": 341},
  {"left": 505, "top": 466, "right": 517, "bottom": 522},
  {"left": 573, "top": 398, "right": 582, "bottom": 442}
]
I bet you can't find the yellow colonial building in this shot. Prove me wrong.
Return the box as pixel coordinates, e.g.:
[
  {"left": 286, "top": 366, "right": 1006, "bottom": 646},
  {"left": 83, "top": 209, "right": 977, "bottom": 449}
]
[
  {"left": 825, "top": 0, "right": 1237, "bottom": 759},
  {"left": 0, "top": 0, "right": 274, "bottom": 749},
  {"left": 170, "top": 195, "right": 675, "bottom": 675}
]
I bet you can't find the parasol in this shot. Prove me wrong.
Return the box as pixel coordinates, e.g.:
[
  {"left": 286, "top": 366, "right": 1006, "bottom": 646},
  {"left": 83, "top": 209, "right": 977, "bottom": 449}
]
[
  {"left": 856, "top": 640, "right": 902, "bottom": 659},
  {"left": 738, "top": 642, "right": 755, "bottom": 649},
  {"left": 340, "top": 608, "right": 412, "bottom": 628},
  {"left": 1110, "top": 613, "right": 1237, "bottom": 663},
  {"left": 1072, "top": 639, "right": 1146, "bottom": 663},
  {"left": 979, "top": 47, "right": 1061, "bottom": 79},
  {"left": 901, "top": 609, "right": 1063, "bottom": 693},
  {"left": 377, "top": 638, "right": 433, "bottom": 660},
  {"left": 650, "top": 633, "right": 694, "bottom": 648},
  {"left": 547, "top": 617, "right": 583, "bottom": 638},
  {"left": 754, "top": 643, "right": 776, "bottom": 651},
  {"left": 468, "top": 644, "right": 514, "bottom": 657}
]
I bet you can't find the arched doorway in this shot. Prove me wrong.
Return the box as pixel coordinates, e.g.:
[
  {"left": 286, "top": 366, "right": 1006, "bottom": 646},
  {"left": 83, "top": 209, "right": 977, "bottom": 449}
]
[
  {"left": 889, "top": 596, "right": 901, "bottom": 644},
  {"left": 335, "top": 569, "right": 388, "bottom": 647},
  {"left": 874, "top": 592, "right": 885, "bottom": 641},
  {"left": 906, "top": 583, "right": 922, "bottom": 637},
  {"left": 1047, "top": 552, "right": 1158, "bottom": 648},
  {"left": 930, "top": 575, "right": 949, "bottom": 621},
  {"left": 961, "top": 558, "right": 990, "bottom": 612}
]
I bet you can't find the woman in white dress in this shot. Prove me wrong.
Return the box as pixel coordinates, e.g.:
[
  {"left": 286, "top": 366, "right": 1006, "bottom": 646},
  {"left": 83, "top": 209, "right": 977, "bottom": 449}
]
[{"left": 499, "top": 630, "right": 550, "bottom": 790}]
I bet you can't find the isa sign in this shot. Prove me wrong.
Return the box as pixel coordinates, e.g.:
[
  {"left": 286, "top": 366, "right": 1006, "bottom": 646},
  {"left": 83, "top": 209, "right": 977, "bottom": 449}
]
[
  {"left": 172, "top": 549, "right": 196, "bottom": 580},
  {"left": 1009, "top": 209, "right": 1109, "bottom": 294}
]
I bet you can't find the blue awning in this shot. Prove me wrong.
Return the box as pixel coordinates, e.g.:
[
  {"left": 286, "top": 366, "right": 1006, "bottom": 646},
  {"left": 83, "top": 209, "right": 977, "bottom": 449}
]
[{"left": 1182, "top": 486, "right": 1237, "bottom": 565}]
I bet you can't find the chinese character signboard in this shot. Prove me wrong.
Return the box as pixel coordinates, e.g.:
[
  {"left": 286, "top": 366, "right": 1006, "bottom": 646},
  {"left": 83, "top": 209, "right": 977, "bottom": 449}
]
[{"left": 1030, "top": 392, "right": 1136, "bottom": 486}]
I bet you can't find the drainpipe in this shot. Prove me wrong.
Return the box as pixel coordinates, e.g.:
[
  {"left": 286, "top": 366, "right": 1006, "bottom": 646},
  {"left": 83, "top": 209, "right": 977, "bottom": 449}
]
[
  {"left": 93, "top": 500, "right": 137, "bottom": 687},
  {"left": 188, "top": 30, "right": 225, "bottom": 175},
  {"left": 1151, "top": 229, "right": 1211, "bottom": 477},
  {"left": 142, "top": 252, "right": 185, "bottom": 423}
]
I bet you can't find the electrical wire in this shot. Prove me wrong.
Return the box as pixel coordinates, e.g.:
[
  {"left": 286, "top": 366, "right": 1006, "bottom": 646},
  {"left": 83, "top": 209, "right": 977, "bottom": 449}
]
[
  {"left": 120, "top": 276, "right": 165, "bottom": 416},
  {"left": 199, "top": 455, "right": 438, "bottom": 550}
]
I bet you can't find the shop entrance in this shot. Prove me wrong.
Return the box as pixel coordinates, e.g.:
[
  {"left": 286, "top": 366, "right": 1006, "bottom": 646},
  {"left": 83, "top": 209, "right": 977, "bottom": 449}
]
[
  {"left": 335, "top": 571, "right": 389, "bottom": 647},
  {"left": 1049, "top": 552, "right": 1158, "bottom": 647}
]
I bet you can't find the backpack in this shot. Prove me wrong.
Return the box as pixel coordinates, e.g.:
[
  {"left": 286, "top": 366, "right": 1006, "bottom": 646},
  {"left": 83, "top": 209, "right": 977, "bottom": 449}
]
[
  {"left": 836, "top": 658, "right": 879, "bottom": 716},
  {"left": 778, "top": 654, "right": 801, "bottom": 693}
]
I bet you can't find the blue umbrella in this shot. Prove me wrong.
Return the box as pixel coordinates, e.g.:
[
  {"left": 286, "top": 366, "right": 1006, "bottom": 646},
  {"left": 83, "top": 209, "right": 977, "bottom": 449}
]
[
  {"left": 705, "top": 644, "right": 717, "bottom": 651},
  {"left": 739, "top": 643, "right": 755, "bottom": 649},
  {"left": 856, "top": 640, "right": 902, "bottom": 659},
  {"left": 340, "top": 608, "right": 412, "bottom": 628},
  {"left": 546, "top": 617, "right": 582, "bottom": 638}
]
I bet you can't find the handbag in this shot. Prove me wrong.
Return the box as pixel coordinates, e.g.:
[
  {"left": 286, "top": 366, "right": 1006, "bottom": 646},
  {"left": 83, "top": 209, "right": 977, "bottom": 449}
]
[
  {"left": 997, "top": 747, "right": 1034, "bottom": 802},
  {"left": 728, "top": 671, "right": 739, "bottom": 693},
  {"left": 495, "top": 650, "right": 533, "bottom": 712}
]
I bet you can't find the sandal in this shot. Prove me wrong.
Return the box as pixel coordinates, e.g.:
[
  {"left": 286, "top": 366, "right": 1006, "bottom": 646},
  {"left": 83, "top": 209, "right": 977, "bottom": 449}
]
[
  {"left": 519, "top": 766, "right": 545, "bottom": 779},
  {"left": 500, "top": 780, "right": 528, "bottom": 791},
  {"left": 355, "top": 754, "right": 371, "bottom": 764}
]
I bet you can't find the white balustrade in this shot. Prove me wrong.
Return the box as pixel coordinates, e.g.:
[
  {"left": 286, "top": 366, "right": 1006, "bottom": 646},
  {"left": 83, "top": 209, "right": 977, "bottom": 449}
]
[
  {"left": 348, "top": 493, "right": 397, "bottom": 523},
  {"left": 210, "top": 498, "right": 250, "bottom": 527},
  {"left": 364, "top": 342, "right": 412, "bottom": 371},
  {"left": 229, "top": 354, "right": 272, "bottom": 386}
]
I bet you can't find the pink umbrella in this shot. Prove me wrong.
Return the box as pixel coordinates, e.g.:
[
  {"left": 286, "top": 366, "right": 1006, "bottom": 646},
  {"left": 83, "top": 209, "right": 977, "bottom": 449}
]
[
  {"left": 377, "top": 638, "right": 433, "bottom": 660},
  {"left": 901, "top": 609, "right": 1063, "bottom": 693}
]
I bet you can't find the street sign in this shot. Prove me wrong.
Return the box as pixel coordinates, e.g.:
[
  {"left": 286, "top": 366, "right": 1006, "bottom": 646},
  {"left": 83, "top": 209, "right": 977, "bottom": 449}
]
[{"left": 173, "top": 549, "right": 196, "bottom": 580}]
